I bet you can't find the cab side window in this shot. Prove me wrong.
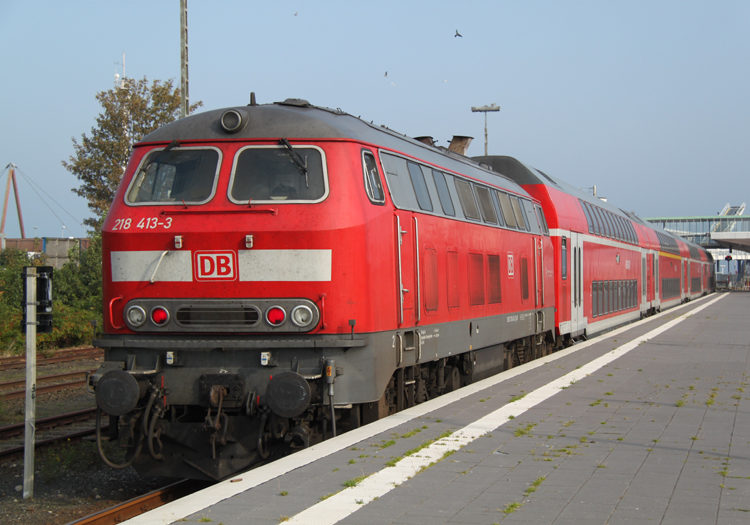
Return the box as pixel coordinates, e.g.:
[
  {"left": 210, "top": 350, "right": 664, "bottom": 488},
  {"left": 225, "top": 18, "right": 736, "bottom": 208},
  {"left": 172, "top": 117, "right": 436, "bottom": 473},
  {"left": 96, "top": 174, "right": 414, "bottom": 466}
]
[{"left": 362, "top": 151, "right": 385, "bottom": 204}]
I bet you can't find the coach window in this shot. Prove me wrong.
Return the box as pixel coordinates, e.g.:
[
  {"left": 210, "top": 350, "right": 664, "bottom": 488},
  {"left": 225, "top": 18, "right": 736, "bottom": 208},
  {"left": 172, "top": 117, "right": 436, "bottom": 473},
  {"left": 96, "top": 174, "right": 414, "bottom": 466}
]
[
  {"left": 432, "top": 170, "right": 455, "bottom": 216},
  {"left": 592, "top": 205, "right": 601, "bottom": 235},
  {"left": 603, "top": 211, "right": 614, "bottom": 239},
  {"left": 521, "top": 200, "right": 540, "bottom": 234},
  {"left": 583, "top": 202, "right": 601, "bottom": 235},
  {"left": 612, "top": 213, "right": 621, "bottom": 241},
  {"left": 455, "top": 179, "right": 481, "bottom": 221},
  {"left": 626, "top": 221, "right": 636, "bottom": 243},
  {"left": 612, "top": 214, "right": 620, "bottom": 240},
  {"left": 491, "top": 191, "right": 506, "bottom": 227},
  {"left": 617, "top": 216, "right": 626, "bottom": 242},
  {"left": 535, "top": 205, "right": 549, "bottom": 235},
  {"left": 592, "top": 281, "right": 598, "bottom": 317},
  {"left": 510, "top": 196, "right": 527, "bottom": 231},
  {"left": 612, "top": 213, "right": 622, "bottom": 241},
  {"left": 362, "top": 151, "right": 385, "bottom": 205},
  {"left": 407, "top": 162, "right": 433, "bottom": 212},
  {"left": 580, "top": 200, "right": 594, "bottom": 234},
  {"left": 561, "top": 237, "right": 568, "bottom": 280},
  {"left": 624, "top": 219, "right": 631, "bottom": 242},
  {"left": 127, "top": 147, "right": 220, "bottom": 205},
  {"left": 496, "top": 191, "right": 517, "bottom": 229},
  {"left": 475, "top": 185, "right": 498, "bottom": 224},
  {"left": 229, "top": 146, "right": 327, "bottom": 203},
  {"left": 596, "top": 208, "right": 610, "bottom": 238},
  {"left": 604, "top": 210, "right": 617, "bottom": 239},
  {"left": 614, "top": 216, "right": 625, "bottom": 242}
]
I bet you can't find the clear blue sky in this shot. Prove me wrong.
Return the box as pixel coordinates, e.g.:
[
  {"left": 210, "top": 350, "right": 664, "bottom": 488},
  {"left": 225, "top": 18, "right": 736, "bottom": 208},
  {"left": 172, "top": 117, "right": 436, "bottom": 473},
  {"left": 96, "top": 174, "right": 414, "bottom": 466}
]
[{"left": 1, "top": 0, "right": 748, "bottom": 239}]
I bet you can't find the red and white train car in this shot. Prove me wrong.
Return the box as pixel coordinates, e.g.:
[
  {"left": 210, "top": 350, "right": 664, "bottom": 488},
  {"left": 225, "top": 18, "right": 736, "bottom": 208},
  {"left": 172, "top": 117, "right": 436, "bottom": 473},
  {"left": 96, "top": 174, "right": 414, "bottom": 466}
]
[{"left": 475, "top": 156, "right": 714, "bottom": 343}]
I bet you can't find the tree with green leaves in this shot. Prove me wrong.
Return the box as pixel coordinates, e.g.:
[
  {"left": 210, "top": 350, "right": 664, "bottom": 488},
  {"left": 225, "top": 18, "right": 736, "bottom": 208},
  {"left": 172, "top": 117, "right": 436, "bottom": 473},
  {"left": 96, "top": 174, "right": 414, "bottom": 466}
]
[{"left": 63, "top": 77, "right": 202, "bottom": 229}]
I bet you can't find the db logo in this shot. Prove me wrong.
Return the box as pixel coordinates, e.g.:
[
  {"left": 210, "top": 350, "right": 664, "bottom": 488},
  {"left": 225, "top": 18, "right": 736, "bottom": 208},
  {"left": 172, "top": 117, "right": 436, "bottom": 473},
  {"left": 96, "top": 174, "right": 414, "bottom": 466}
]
[{"left": 194, "top": 251, "right": 237, "bottom": 281}]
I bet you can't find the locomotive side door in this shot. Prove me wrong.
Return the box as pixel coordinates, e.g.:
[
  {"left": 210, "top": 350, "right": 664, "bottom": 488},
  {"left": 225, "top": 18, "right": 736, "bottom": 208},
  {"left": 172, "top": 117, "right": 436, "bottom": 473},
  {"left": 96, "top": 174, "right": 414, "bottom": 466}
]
[
  {"left": 395, "top": 211, "right": 417, "bottom": 327},
  {"left": 569, "top": 232, "right": 584, "bottom": 335}
]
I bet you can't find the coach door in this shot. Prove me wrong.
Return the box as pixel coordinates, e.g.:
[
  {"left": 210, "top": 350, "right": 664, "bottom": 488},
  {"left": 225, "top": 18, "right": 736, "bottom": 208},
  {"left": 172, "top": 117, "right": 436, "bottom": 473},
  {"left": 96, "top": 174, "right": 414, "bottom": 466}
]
[
  {"left": 534, "top": 237, "right": 545, "bottom": 308},
  {"left": 646, "top": 253, "right": 654, "bottom": 303},
  {"left": 641, "top": 253, "right": 647, "bottom": 315},
  {"left": 570, "top": 232, "right": 584, "bottom": 335},
  {"left": 395, "top": 212, "right": 417, "bottom": 327},
  {"left": 654, "top": 254, "right": 660, "bottom": 308},
  {"left": 682, "top": 260, "right": 687, "bottom": 297}
]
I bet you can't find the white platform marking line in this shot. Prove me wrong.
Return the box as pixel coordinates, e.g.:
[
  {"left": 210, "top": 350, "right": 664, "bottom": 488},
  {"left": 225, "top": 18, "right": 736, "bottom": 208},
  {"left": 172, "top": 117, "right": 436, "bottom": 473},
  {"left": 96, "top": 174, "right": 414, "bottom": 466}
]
[
  {"left": 285, "top": 294, "right": 726, "bottom": 524},
  {"left": 122, "top": 293, "right": 720, "bottom": 525}
]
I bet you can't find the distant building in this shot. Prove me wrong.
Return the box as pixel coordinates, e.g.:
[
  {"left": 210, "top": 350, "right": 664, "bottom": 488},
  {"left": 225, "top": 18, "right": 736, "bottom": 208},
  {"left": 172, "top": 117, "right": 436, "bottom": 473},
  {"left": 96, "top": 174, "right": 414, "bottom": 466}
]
[
  {"left": 645, "top": 203, "right": 749, "bottom": 282},
  {"left": 0, "top": 237, "right": 90, "bottom": 269}
]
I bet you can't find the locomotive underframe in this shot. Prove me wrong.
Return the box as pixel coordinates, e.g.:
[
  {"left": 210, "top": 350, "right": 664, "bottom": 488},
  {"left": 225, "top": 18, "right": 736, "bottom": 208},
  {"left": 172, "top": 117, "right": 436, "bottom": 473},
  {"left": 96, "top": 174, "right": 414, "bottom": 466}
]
[{"left": 91, "top": 306, "right": 555, "bottom": 480}]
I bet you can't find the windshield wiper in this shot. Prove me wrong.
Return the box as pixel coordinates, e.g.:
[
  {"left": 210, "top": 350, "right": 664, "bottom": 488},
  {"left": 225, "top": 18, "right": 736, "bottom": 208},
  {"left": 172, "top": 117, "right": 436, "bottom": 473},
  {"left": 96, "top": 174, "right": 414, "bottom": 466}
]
[
  {"left": 131, "top": 140, "right": 181, "bottom": 197},
  {"left": 140, "top": 140, "right": 180, "bottom": 174},
  {"left": 279, "top": 138, "right": 309, "bottom": 187}
]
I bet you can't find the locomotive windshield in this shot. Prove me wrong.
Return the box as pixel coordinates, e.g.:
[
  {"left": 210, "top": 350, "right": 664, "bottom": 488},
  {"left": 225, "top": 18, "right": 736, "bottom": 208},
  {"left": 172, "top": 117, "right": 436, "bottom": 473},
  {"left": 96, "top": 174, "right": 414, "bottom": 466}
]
[
  {"left": 126, "top": 148, "right": 220, "bottom": 205},
  {"left": 229, "top": 146, "right": 327, "bottom": 203}
]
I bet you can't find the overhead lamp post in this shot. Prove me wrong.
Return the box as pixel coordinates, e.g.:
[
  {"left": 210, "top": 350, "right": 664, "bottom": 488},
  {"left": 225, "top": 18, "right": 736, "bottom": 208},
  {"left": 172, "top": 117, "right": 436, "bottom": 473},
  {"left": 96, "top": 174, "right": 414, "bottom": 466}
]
[{"left": 471, "top": 104, "right": 500, "bottom": 156}]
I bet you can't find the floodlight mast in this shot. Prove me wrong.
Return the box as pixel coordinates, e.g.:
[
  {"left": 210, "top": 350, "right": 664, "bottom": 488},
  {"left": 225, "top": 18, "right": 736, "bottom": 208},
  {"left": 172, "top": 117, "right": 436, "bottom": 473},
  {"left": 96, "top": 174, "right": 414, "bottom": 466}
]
[
  {"left": 471, "top": 104, "right": 500, "bottom": 156},
  {"left": 180, "top": 0, "right": 189, "bottom": 119}
]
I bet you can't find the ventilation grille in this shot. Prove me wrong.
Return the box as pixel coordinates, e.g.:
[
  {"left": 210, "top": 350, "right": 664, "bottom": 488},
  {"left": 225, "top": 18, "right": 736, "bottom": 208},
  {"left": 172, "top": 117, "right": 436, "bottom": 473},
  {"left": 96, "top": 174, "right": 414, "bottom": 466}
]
[
  {"left": 175, "top": 305, "right": 261, "bottom": 327},
  {"left": 469, "top": 253, "right": 485, "bottom": 306}
]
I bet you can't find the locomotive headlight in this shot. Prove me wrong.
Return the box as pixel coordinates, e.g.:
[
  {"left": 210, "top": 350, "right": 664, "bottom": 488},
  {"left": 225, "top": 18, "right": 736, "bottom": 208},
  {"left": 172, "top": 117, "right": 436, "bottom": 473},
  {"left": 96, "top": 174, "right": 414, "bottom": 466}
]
[
  {"left": 220, "top": 108, "right": 248, "bottom": 133},
  {"left": 150, "top": 306, "right": 170, "bottom": 326},
  {"left": 265, "top": 306, "right": 286, "bottom": 326},
  {"left": 126, "top": 306, "right": 147, "bottom": 327},
  {"left": 291, "top": 305, "right": 314, "bottom": 328}
]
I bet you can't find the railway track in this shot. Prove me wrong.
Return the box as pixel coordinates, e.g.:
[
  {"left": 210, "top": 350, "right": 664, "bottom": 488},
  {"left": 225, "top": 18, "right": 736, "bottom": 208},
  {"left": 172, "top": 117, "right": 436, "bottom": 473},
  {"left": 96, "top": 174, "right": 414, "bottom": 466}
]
[
  {"left": 0, "top": 369, "right": 94, "bottom": 400},
  {"left": 0, "top": 408, "right": 107, "bottom": 459},
  {"left": 0, "top": 346, "right": 103, "bottom": 372},
  {"left": 67, "top": 479, "right": 210, "bottom": 525}
]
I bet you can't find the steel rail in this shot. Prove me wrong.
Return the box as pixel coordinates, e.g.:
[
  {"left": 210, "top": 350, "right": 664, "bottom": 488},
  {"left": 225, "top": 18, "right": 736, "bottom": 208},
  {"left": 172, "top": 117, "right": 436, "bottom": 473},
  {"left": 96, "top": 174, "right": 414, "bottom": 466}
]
[
  {"left": 67, "top": 479, "right": 208, "bottom": 525},
  {"left": 0, "top": 369, "right": 95, "bottom": 391},
  {"left": 0, "top": 407, "right": 98, "bottom": 439},
  {"left": 0, "top": 347, "right": 102, "bottom": 372},
  {"left": 1, "top": 378, "right": 88, "bottom": 401},
  {"left": 0, "top": 425, "right": 108, "bottom": 459},
  {"left": 0, "top": 408, "right": 109, "bottom": 459}
]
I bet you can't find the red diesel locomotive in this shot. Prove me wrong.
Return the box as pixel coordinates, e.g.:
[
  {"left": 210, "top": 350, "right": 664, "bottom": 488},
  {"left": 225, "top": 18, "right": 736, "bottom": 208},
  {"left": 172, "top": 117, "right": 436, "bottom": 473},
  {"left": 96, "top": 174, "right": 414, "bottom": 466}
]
[{"left": 90, "top": 98, "right": 713, "bottom": 480}]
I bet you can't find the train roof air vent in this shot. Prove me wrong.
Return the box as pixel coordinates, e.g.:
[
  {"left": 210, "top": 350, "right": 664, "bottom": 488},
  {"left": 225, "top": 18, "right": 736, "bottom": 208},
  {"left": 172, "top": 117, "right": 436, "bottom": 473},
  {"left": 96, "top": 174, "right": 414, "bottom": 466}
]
[
  {"left": 448, "top": 135, "right": 473, "bottom": 155},
  {"left": 277, "top": 98, "right": 311, "bottom": 107}
]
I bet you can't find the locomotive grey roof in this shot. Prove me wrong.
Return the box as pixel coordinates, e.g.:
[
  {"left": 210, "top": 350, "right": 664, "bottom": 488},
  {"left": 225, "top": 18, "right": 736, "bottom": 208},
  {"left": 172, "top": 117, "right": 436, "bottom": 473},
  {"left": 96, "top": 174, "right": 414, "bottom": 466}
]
[{"left": 140, "top": 100, "right": 530, "bottom": 197}]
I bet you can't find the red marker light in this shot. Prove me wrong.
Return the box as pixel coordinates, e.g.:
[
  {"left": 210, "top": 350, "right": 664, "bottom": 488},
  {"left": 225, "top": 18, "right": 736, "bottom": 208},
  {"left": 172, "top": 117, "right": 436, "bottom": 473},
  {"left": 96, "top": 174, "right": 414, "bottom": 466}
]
[
  {"left": 151, "top": 306, "right": 170, "bottom": 326},
  {"left": 266, "top": 306, "right": 286, "bottom": 326}
]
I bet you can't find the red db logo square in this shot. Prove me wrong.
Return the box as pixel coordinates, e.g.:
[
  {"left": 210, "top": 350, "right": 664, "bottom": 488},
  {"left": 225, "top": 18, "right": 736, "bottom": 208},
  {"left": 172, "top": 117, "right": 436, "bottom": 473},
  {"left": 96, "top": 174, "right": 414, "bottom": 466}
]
[{"left": 194, "top": 251, "right": 237, "bottom": 281}]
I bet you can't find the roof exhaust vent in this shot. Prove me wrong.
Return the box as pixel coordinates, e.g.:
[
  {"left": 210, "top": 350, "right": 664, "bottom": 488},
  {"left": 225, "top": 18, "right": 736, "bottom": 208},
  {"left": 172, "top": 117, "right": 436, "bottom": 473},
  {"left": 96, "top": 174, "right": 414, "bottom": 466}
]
[
  {"left": 448, "top": 135, "right": 473, "bottom": 156},
  {"left": 414, "top": 136, "right": 436, "bottom": 146}
]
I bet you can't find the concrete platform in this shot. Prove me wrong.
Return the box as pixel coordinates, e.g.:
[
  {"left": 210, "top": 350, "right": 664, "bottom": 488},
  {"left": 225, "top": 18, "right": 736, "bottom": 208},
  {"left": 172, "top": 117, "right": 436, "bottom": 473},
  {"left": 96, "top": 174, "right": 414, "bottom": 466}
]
[{"left": 127, "top": 292, "right": 750, "bottom": 525}]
